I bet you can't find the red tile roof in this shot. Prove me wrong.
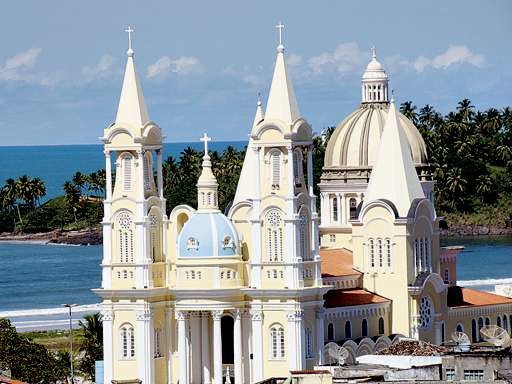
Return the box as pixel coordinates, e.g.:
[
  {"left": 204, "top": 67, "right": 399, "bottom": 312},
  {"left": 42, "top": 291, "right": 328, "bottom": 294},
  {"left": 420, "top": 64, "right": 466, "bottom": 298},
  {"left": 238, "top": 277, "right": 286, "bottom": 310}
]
[
  {"left": 320, "top": 248, "right": 361, "bottom": 278},
  {"left": 451, "top": 287, "right": 512, "bottom": 308},
  {"left": 0, "top": 376, "right": 29, "bottom": 384},
  {"left": 324, "top": 288, "right": 390, "bottom": 308}
]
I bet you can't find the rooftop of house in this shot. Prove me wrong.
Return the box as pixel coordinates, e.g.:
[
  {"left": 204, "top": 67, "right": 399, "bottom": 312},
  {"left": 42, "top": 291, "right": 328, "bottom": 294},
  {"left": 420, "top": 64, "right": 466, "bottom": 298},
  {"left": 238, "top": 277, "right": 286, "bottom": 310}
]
[
  {"left": 324, "top": 288, "right": 390, "bottom": 308},
  {"left": 448, "top": 286, "right": 512, "bottom": 308}
]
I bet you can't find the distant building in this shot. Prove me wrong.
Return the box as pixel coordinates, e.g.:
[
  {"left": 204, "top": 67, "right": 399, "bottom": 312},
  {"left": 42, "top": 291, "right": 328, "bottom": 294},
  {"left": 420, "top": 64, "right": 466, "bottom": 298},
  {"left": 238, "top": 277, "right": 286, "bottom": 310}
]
[{"left": 94, "top": 27, "right": 512, "bottom": 384}]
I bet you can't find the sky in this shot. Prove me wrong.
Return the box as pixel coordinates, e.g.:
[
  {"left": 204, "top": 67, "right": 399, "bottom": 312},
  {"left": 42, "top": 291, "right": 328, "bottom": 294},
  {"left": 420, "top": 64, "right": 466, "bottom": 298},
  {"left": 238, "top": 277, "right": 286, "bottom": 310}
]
[{"left": 0, "top": 0, "right": 511, "bottom": 146}]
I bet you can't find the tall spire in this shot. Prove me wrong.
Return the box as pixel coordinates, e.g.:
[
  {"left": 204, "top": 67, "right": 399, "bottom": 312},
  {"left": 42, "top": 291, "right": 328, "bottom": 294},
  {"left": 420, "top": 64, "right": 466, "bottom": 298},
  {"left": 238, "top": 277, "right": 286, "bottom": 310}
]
[
  {"left": 264, "top": 22, "right": 301, "bottom": 125},
  {"left": 115, "top": 26, "right": 150, "bottom": 127},
  {"left": 253, "top": 92, "right": 265, "bottom": 127},
  {"left": 197, "top": 133, "right": 219, "bottom": 210},
  {"left": 363, "top": 100, "right": 424, "bottom": 217}
]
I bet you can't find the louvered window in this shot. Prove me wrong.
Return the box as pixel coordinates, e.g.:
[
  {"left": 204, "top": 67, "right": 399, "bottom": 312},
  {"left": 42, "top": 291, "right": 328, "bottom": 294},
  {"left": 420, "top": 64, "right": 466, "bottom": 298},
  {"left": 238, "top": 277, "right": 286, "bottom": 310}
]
[
  {"left": 123, "top": 155, "right": 132, "bottom": 191},
  {"left": 270, "top": 150, "right": 281, "bottom": 189},
  {"left": 266, "top": 209, "right": 283, "bottom": 262}
]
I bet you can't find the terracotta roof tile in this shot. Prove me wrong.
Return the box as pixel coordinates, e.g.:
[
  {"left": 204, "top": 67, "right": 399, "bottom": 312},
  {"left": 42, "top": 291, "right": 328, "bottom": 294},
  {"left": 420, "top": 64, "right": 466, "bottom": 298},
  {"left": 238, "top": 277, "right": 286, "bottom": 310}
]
[
  {"left": 450, "top": 287, "right": 512, "bottom": 308},
  {"left": 324, "top": 288, "right": 390, "bottom": 308},
  {"left": 320, "top": 248, "right": 361, "bottom": 277},
  {"left": 0, "top": 376, "right": 29, "bottom": 384}
]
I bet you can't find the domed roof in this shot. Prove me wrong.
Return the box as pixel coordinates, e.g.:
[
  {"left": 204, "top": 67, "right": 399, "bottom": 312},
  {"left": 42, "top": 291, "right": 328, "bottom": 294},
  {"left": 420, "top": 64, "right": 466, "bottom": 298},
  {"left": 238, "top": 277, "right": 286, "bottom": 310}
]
[
  {"left": 178, "top": 211, "right": 240, "bottom": 258},
  {"left": 324, "top": 103, "right": 428, "bottom": 169}
]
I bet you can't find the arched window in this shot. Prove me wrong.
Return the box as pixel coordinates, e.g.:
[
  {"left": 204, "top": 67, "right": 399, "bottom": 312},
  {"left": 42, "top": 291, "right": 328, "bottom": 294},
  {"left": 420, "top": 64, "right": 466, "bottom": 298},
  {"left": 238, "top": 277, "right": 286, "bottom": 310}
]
[
  {"left": 415, "top": 239, "right": 420, "bottom": 272},
  {"left": 378, "top": 317, "right": 385, "bottom": 335},
  {"left": 149, "top": 213, "right": 161, "bottom": 262},
  {"left": 349, "top": 198, "right": 357, "bottom": 220},
  {"left": 117, "top": 211, "right": 134, "bottom": 263},
  {"left": 478, "top": 317, "right": 484, "bottom": 341},
  {"left": 456, "top": 323, "right": 464, "bottom": 333},
  {"left": 270, "top": 150, "right": 281, "bottom": 190},
  {"left": 386, "top": 238, "right": 392, "bottom": 267},
  {"left": 444, "top": 269, "right": 450, "bottom": 284},
  {"left": 327, "top": 323, "right": 335, "bottom": 341},
  {"left": 471, "top": 319, "right": 477, "bottom": 342},
  {"left": 377, "top": 239, "right": 383, "bottom": 267},
  {"left": 293, "top": 149, "right": 302, "bottom": 187},
  {"left": 143, "top": 152, "right": 153, "bottom": 192},
  {"left": 270, "top": 325, "right": 285, "bottom": 359},
  {"left": 485, "top": 317, "right": 491, "bottom": 326},
  {"left": 331, "top": 195, "right": 338, "bottom": 222},
  {"left": 154, "top": 327, "right": 163, "bottom": 358},
  {"left": 305, "top": 327, "right": 313, "bottom": 358},
  {"left": 122, "top": 154, "right": 133, "bottom": 192},
  {"left": 504, "top": 315, "right": 509, "bottom": 332},
  {"left": 419, "top": 239, "right": 424, "bottom": 271},
  {"left": 497, "top": 316, "right": 502, "bottom": 327},
  {"left": 299, "top": 209, "right": 310, "bottom": 260},
  {"left": 345, "top": 321, "right": 352, "bottom": 339},
  {"left": 441, "top": 322, "right": 445, "bottom": 343},
  {"left": 369, "top": 239, "right": 375, "bottom": 268},
  {"left": 362, "top": 319, "right": 368, "bottom": 337},
  {"left": 266, "top": 209, "right": 284, "bottom": 262},
  {"left": 120, "top": 324, "right": 135, "bottom": 359}
]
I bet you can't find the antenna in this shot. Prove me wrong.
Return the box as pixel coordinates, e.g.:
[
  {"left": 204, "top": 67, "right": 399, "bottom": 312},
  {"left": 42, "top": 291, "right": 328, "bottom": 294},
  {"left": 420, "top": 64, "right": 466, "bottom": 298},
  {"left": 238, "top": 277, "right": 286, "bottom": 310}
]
[
  {"left": 324, "top": 342, "right": 349, "bottom": 366},
  {"left": 451, "top": 331, "right": 470, "bottom": 352},
  {"left": 480, "top": 325, "right": 511, "bottom": 347}
]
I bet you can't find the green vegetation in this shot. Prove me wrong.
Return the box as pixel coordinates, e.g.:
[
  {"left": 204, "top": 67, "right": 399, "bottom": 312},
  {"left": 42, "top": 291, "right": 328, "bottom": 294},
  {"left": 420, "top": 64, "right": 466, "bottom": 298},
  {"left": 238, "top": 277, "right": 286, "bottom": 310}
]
[{"left": 1, "top": 99, "right": 511, "bottom": 233}]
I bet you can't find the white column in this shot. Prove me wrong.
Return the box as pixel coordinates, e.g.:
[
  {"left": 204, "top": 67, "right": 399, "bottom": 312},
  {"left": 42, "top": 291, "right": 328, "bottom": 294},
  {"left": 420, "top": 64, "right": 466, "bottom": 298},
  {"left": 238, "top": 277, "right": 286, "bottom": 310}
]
[
  {"left": 165, "top": 308, "right": 174, "bottom": 384},
  {"left": 212, "top": 310, "right": 223, "bottom": 384},
  {"left": 287, "top": 312, "right": 298, "bottom": 371},
  {"left": 250, "top": 145, "right": 262, "bottom": 288},
  {"left": 102, "top": 150, "right": 113, "bottom": 289},
  {"left": 306, "top": 145, "right": 314, "bottom": 199},
  {"left": 251, "top": 310, "right": 264, "bottom": 382},
  {"left": 136, "top": 309, "right": 153, "bottom": 384},
  {"left": 105, "top": 150, "right": 113, "bottom": 201},
  {"left": 336, "top": 194, "right": 341, "bottom": 224},
  {"left": 191, "top": 312, "right": 202, "bottom": 384},
  {"left": 156, "top": 148, "right": 164, "bottom": 200},
  {"left": 101, "top": 310, "right": 114, "bottom": 384},
  {"left": 177, "top": 311, "right": 189, "bottom": 384},
  {"left": 201, "top": 312, "right": 211, "bottom": 384},
  {"left": 234, "top": 310, "right": 243, "bottom": 384},
  {"left": 315, "top": 309, "right": 325, "bottom": 365}
]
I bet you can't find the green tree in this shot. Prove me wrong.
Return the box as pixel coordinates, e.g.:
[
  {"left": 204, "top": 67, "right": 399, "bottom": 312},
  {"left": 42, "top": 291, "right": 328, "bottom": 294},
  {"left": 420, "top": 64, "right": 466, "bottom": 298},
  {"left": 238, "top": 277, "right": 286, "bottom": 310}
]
[{"left": 77, "top": 313, "right": 103, "bottom": 381}]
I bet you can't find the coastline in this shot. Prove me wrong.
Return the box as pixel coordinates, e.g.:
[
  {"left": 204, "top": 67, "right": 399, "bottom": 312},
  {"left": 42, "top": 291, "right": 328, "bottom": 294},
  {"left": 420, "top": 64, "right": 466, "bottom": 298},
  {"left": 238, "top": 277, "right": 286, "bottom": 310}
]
[{"left": 0, "top": 228, "right": 102, "bottom": 246}]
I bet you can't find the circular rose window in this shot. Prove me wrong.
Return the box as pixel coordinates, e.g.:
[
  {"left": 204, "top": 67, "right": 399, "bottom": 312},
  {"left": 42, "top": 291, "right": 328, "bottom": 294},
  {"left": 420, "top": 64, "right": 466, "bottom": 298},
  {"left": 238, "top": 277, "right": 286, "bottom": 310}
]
[{"left": 419, "top": 296, "right": 434, "bottom": 329}]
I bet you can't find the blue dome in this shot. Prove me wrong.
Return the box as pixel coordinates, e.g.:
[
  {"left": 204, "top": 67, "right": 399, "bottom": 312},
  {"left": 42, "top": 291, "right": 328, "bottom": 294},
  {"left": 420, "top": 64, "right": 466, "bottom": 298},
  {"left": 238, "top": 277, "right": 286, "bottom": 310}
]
[{"left": 177, "top": 211, "right": 240, "bottom": 258}]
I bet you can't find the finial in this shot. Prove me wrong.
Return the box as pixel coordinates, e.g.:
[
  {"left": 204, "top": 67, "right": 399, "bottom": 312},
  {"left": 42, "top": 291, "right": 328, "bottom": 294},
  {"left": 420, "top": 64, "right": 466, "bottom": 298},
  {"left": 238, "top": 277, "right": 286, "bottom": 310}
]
[
  {"left": 257, "top": 91, "right": 262, "bottom": 106},
  {"left": 200, "top": 133, "right": 211, "bottom": 157},
  {"left": 125, "top": 26, "right": 135, "bottom": 57},
  {"left": 371, "top": 46, "right": 376, "bottom": 60},
  {"left": 276, "top": 22, "right": 285, "bottom": 52}
]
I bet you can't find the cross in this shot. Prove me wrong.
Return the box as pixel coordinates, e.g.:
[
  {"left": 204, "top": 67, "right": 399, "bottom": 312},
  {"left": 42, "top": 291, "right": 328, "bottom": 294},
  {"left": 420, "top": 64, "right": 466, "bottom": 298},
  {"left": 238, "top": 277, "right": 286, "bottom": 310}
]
[
  {"left": 276, "top": 22, "right": 284, "bottom": 46},
  {"left": 371, "top": 46, "right": 376, "bottom": 59},
  {"left": 200, "top": 133, "right": 211, "bottom": 155},
  {"left": 125, "top": 26, "right": 135, "bottom": 51}
]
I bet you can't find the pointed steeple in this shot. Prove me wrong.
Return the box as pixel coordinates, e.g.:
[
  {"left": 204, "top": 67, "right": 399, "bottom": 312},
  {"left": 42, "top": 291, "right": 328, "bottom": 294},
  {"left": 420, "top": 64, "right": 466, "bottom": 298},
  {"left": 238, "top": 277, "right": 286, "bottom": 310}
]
[
  {"left": 363, "top": 99, "right": 425, "bottom": 217},
  {"left": 115, "top": 26, "right": 150, "bottom": 127},
  {"left": 197, "top": 133, "right": 219, "bottom": 210},
  {"left": 264, "top": 22, "right": 300, "bottom": 124},
  {"left": 253, "top": 92, "right": 265, "bottom": 127}
]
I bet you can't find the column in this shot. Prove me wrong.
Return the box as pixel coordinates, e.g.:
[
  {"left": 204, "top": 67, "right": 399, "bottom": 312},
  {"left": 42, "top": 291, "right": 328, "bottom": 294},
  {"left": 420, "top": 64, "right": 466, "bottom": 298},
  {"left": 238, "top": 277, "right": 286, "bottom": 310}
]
[
  {"left": 315, "top": 309, "right": 325, "bottom": 365},
  {"left": 287, "top": 312, "right": 298, "bottom": 371},
  {"left": 212, "top": 310, "right": 223, "bottom": 384},
  {"left": 336, "top": 194, "right": 341, "bottom": 224},
  {"left": 201, "top": 312, "right": 211, "bottom": 384},
  {"left": 101, "top": 310, "right": 114, "bottom": 384},
  {"left": 136, "top": 309, "right": 153, "bottom": 384},
  {"left": 156, "top": 149, "right": 164, "bottom": 200},
  {"left": 234, "top": 310, "right": 243, "bottom": 384},
  {"left": 165, "top": 308, "right": 173, "bottom": 384},
  {"left": 251, "top": 310, "right": 264, "bottom": 382},
  {"left": 191, "top": 312, "right": 202, "bottom": 384},
  {"left": 177, "top": 311, "right": 189, "bottom": 384},
  {"left": 102, "top": 150, "right": 113, "bottom": 289},
  {"left": 306, "top": 145, "right": 314, "bottom": 198},
  {"left": 105, "top": 150, "right": 113, "bottom": 201},
  {"left": 250, "top": 145, "right": 262, "bottom": 288}
]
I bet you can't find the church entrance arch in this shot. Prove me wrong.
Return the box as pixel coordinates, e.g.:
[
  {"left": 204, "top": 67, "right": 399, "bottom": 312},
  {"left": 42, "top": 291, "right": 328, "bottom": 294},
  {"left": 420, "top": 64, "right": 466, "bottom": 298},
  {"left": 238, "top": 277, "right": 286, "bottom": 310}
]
[{"left": 221, "top": 315, "right": 234, "bottom": 364}]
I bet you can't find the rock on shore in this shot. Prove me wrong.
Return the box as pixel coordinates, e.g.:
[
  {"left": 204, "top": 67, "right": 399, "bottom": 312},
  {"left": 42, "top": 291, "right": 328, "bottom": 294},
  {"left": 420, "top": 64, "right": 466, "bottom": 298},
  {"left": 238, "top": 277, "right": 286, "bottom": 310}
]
[
  {"left": 441, "top": 225, "right": 512, "bottom": 237},
  {"left": 0, "top": 228, "right": 102, "bottom": 246}
]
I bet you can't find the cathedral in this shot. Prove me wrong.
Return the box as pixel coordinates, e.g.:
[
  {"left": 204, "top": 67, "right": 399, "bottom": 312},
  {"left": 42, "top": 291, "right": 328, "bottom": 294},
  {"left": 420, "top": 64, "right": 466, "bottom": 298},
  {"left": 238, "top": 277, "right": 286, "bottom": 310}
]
[{"left": 95, "top": 27, "right": 512, "bottom": 384}]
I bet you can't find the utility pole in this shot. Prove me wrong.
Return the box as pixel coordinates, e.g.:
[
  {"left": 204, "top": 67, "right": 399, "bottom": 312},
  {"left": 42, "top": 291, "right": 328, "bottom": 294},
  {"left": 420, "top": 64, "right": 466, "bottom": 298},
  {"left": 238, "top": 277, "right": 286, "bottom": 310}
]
[{"left": 62, "top": 304, "right": 78, "bottom": 383}]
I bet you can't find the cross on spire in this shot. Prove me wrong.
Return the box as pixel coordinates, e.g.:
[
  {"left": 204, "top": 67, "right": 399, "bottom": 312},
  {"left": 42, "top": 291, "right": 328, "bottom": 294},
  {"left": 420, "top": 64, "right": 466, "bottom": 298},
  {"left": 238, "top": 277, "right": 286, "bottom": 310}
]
[
  {"left": 200, "top": 133, "right": 211, "bottom": 156},
  {"left": 125, "top": 26, "right": 135, "bottom": 56},
  {"left": 276, "top": 22, "right": 284, "bottom": 47},
  {"left": 371, "top": 46, "right": 377, "bottom": 59}
]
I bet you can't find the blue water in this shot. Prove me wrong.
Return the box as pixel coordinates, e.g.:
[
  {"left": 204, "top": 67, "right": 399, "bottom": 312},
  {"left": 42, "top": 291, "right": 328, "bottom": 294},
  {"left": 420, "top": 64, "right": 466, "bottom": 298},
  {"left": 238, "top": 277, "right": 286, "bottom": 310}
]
[
  {"left": 0, "top": 237, "right": 510, "bottom": 313},
  {"left": 0, "top": 142, "right": 245, "bottom": 201}
]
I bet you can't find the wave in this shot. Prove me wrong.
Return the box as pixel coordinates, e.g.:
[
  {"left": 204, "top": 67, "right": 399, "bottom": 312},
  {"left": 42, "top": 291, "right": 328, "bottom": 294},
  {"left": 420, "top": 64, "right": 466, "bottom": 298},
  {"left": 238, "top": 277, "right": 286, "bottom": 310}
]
[
  {"left": 458, "top": 277, "right": 512, "bottom": 287},
  {"left": 0, "top": 303, "right": 101, "bottom": 318}
]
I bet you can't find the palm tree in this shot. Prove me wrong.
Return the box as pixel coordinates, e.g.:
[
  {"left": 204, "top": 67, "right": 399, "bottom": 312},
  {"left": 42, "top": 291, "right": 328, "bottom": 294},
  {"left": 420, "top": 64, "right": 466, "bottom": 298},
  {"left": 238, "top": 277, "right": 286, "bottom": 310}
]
[
  {"left": 30, "top": 177, "right": 46, "bottom": 207},
  {"left": 63, "top": 181, "right": 80, "bottom": 223},
  {"left": 78, "top": 313, "right": 103, "bottom": 381},
  {"left": 476, "top": 174, "right": 493, "bottom": 203},
  {"left": 400, "top": 101, "right": 418, "bottom": 125},
  {"left": 16, "top": 175, "right": 34, "bottom": 209},
  {"left": 446, "top": 168, "right": 467, "bottom": 194},
  {"left": 456, "top": 98, "right": 474, "bottom": 123},
  {"left": 72, "top": 171, "right": 89, "bottom": 197}
]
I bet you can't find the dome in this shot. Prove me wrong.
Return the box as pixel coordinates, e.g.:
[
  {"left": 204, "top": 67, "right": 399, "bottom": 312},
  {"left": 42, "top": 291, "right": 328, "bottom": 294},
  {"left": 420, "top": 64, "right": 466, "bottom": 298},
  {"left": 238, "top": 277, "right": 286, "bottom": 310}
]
[
  {"left": 324, "top": 103, "right": 428, "bottom": 169},
  {"left": 177, "top": 211, "right": 240, "bottom": 258}
]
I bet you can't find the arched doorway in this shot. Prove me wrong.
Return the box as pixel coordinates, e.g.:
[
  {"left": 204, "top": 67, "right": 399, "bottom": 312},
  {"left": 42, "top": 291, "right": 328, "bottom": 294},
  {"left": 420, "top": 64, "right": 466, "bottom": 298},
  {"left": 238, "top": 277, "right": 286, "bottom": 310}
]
[{"left": 221, "top": 315, "right": 234, "bottom": 364}]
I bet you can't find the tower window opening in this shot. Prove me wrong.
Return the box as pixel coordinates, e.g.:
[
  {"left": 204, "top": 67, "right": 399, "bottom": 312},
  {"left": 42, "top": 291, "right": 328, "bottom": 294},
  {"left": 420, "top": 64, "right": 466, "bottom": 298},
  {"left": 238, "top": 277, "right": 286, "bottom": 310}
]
[
  {"left": 378, "top": 239, "right": 383, "bottom": 267},
  {"left": 369, "top": 239, "right": 375, "bottom": 268},
  {"left": 327, "top": 323, "right": 335, "bottom": 341},
  {"left": 378, "top": 317, "right": 385, "bottom": 335},
  {"left": 270, "top": 325, "right": 285, "bottom": 359},
  {"left": 345, "top": 321, "right": 352, "bottom": 339},
  {"left": 121, "top": 324, "right": 135, "bottom": 359},
  {"left": 362, "top": 319, "right": 368, "bottom": 337},
  {"left": 386, "top": 238, "right": 392, "bottom": 267},
  {"left": 266, "top": 209, "right": 284, "bottom": 262},
  {"left": 270, "top": 150, "right": 281, "bottom": 190},
  {"left": 122, "top": 154, "right": 133, "bottom": 192},
  {"left": 331, "top": 195, "right": 338, "bottom": 222},
  {"left": 349, "top": 198, "right": 357, "bottom": 220}
]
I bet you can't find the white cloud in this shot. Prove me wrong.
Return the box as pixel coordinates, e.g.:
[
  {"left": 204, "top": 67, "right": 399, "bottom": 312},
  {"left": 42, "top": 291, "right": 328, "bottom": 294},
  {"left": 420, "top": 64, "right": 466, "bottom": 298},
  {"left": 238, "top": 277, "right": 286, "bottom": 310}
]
[
  {"left": 0, "top": 48, "right": 43, "bottom": 82},
  {"left": 287, "top": 53, "right": 303, "bottom": 67},
  {"left": 413, "top": 45, "right": 485, "bottom": 72},
  {"left": 82, "top": 55, "right": 115, "bottom": 79},
  {"left": 147, "top": 56, "right": 201, "bottom": 78},
  {"left": 308, "top": 42, "right": 367, "bottom": 74}
]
